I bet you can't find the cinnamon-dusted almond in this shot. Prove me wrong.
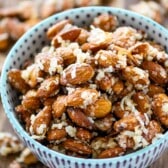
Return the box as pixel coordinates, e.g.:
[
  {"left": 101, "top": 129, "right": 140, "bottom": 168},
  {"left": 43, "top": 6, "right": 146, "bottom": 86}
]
[
  {"left": 62, "top": 139, "right": 92, "bottom": 155},
  {"left": 76, "top": 128, "right": 92, "bottom": 142},
  {"left": 143, "top": 120, "right": 162, "bottom": 143},
  {"left": 47, "top": 20, "right": 72, "bottom": 39},
  {"left": 31, "top": 106, "right": 52, "bottom": 136},
  {"left": 152, "top": 93, "right": 168, "bottom": 127},
  {"left": 66, "top": 88, "right": 99, "bottom": 107},
  {"left": 98, "top": 147, "right": 125, "bottom": 158},
  {"left": 47, "top": 128, "right": 67, "bottom": 141},
  {"left": 60, "top": 63, "right": 94, "bottom": 85},
  {"left": 52, "top": 95, "right": 67, "bottom": 118},
  {"left": 37, "top": 75, "right": 59, "bottom": 98},
  {"left": 84, "top": 97, "right": 112, "bottom": 118},
  {"left": 67, "top": 108, "right": 94, "bottom": 130},
  {"left": 142, "top": 61, "right": 167, "bottom": 85},
  {"left": 133, "top": 92, "right": 150, "bottom": 113},
  {"left": 8, "top": 69, "right": 30, "bottom": 94}
]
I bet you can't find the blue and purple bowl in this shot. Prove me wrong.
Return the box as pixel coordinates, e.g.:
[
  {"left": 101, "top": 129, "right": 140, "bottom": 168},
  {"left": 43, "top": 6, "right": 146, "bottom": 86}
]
[{"left": 1, "top": 6, "right": 168, "bottom": 168}]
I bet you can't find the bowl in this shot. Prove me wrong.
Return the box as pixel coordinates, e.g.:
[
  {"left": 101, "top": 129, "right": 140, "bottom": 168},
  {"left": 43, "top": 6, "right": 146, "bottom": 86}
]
[{"left": 1, "top": 6, "right": 168, "bottom": 168}]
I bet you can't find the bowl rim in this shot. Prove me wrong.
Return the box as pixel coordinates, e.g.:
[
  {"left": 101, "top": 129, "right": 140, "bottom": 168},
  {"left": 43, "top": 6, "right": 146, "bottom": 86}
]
[{"left": 1, "top": 6, "right": 168, "bottom": 163}]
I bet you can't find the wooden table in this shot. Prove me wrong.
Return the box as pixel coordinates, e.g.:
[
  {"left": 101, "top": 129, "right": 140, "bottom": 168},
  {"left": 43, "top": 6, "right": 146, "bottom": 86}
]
[{"left": 0, "top": 0, "right": 168, "bottom": 167}]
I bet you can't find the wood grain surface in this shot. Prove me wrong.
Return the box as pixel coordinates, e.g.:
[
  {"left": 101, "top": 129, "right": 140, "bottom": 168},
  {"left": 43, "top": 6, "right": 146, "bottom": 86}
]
[{"left": 0, "top": 0, "right": 168, "bottom": 168}]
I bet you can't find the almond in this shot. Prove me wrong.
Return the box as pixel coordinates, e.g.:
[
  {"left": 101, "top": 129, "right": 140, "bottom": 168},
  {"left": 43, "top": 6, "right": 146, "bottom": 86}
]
[
  {"left": 67, "top": 108, "right": 94, "bottom": 130},
  {"left": 114, "top": 114, "right": 145, "bottom": 132},
  {"left": 66, "top": 88, "right": 99, "bottom": 107},
  {"left": 142, "top": 61, "right": 167, "bottom": 84},
  {"left": 8, "top": 69, "right": 30, "bottom": 94},
  {"left": 52, "top": 95, "right": 67, "bottom": 118},
  {"left": 47, "top": 128, "right": 67, "bottom": 141},
  {"left": 152, "top": 93, "right": 168, "bottom": 127},
  {"left": 63, "top": 139, "right": 92, "bottom": 155},
  {"left": 60, "top": 63, "right": 94, "bottom": 85},
  {"left": 133, "top": 92, "right": 150, "bottom": 113},
  {"left": 47, "top": 19, "right": 72, "bottom": 39},
  {"left": 84, "top": 97, "right": 112, "bottom": 118},
  {"left": 37, "top": 76, "right": 59, "bottom": 98},
  {"left": 52, "top": 28, "right": 81, "bottom": 47},
  {"left": 147, "top": 84, "right": 165, "bottom": 97},
  {"left": 98, "top": 147, "right": 125, "bottom": 158},
  {"left": 122, "top": 66, "right": 150, "bottom": 90},
  {"left": 76, "top": 128, "right": 92, "bottom": 142},
  {"left": 143, "top": 120, "right": 162, "bottom": 143},
  {"left": 31, "top": 106, "right": 52, "bottom": 136},
  {"left": 94, "top": 114, "right": 113, "bottom": 132}
]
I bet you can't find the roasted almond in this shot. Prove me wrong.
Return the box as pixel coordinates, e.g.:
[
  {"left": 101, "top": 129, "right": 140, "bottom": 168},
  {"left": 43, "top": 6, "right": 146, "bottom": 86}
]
[
  {"left": 122, "top": 66, "right": 150, "bottom": 90},
  {"left": 142, "top": 61, "right": 167, "bottom": 84},
  {"left": 8, "top": 69, "right": 30, "bottom": 94},
  {"left": 143, "top": 120, "right": 162, "bottom": 143},
  {"left": 52, "top": 95, "right": 67, "bottom": 118},
  {"left": 66, "top": 88, "right": 99, "bottom": 107},
  {"left": 84, "top": 97, "right": 112, "bottom": 118},
  {"left": 67, "top": 108, "right": 94, "bottom": 130},
  {"left": 47, "top": 20, "right": 72, "bottom": 39},
  {"left": 133, "top": 92, "right": 150, "bottom": 113},
  {"left": 31, "top": 106, "right": 52, "bottom": 136},
  {"left": 114, "top": 114, "right": 146, "bottom": 132},
  {"left": 147, "top": 84, "right": 165, "bottom": 97},
  {"left": 98, "top": 147, "right": 125, "bottom": 158},
  {"left": 47, "top": 128, "right": 67, "bottom": 141},
  {"left": 60, "top": 63, "right": 94, "bottom": 85},
  {"left": 152, "top": 93, "right": 168, "bottom": 127},
  {"left": 76, "top": 128, "right": 92, "bottom": 142},
  {"left": 63, "top": 139, "right": 92, "bottom": 155},
  {"left": 37, "top": 76, "right": 59, "bottom": 98}
]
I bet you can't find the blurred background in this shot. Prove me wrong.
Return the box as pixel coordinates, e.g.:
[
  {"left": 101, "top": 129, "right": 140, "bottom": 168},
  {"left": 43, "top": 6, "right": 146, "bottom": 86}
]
[{"left": 0, "top": 0, "right": 168, "bottom": 168}]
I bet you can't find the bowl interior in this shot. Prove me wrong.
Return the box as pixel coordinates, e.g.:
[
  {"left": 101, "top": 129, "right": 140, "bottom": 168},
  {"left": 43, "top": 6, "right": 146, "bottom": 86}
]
[{"left": 1, "top": 6, "right": 168, "bottom": 167}]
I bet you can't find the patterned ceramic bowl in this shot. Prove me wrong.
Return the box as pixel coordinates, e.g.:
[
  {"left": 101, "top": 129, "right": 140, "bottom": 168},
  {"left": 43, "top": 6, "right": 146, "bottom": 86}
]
[{"left": 1, "top": 6, "right": 168, "bottom": 168}]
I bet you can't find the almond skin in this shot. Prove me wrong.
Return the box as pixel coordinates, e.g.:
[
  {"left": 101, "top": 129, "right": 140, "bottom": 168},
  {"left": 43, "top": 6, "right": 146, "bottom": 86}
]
[
  {"left": 60, "top": 63, "right": 94, "bottom": 85},
  {"left": 142, "top": 61, "right": 167, "bottom": 85}
]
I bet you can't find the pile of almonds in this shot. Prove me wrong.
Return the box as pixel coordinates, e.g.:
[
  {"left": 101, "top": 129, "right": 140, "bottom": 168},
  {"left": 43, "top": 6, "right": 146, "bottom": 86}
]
[{"left": 7, "top": 13, "right": 168, "bottom": 159}]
